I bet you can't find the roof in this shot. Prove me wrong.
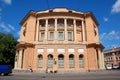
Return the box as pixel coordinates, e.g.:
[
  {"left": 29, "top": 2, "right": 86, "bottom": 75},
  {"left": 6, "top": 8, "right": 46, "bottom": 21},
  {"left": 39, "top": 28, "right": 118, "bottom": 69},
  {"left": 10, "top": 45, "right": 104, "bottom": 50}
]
[
  {"left": 103, "top": 47, "right": 120, "bottom": 53},
  {"left": 20, "top": 8, "right": 99, "bottom": 26}
]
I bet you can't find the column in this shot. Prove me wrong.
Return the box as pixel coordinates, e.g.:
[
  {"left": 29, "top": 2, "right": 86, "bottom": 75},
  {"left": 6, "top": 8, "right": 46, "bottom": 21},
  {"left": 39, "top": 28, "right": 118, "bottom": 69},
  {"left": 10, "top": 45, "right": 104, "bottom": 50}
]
[
  {"left": 64, "top": 18, "right": 67, "bottom": 41},
  {"left": 45, "top": 19, "right": 48, "bottom": 41},
  {"left": 35, "top": 20, "right": 39, "bottom": 42},
  {"left": 98, "top": 49, "right": 103, "bottom": 69},
  {"left": 73, "top": 19, "right": 76, "bottom": 41},
  {"left": 101, "top": 51, "right": 105, "bottom": 69},
  {"left": 14, "top": 52, "right": 18, "bottom": 69},
  {"left": 82, "top": 20, "right": 86, "bottom": 42},
  {"left": 55, "top": 18, "right": 57, "bottom": 40},
  {"left": 18, "top": 50, "right": 23, "bottom": 69},
  {"left": 44, "top": 48, "right": 47, "bottom": 70}
]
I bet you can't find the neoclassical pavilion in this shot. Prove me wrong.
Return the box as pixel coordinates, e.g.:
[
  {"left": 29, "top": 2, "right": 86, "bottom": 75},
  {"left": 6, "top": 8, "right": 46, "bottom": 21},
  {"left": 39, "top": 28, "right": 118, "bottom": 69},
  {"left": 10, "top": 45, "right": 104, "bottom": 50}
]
[{"left": 14, "top": 8, "right": 105, "bottom": 73}]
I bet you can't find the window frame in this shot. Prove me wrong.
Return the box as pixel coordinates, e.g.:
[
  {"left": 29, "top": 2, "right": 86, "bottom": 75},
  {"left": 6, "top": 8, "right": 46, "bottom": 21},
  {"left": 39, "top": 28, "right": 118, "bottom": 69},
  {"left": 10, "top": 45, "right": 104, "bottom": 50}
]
[
  {"left": 41, "top": 32, "right": 45, "bottom": 41},
  {"left": 68, "top": 32, "right": 72, "bottom": 41},
  {"left": 58, "top": 32, "right": 64, "bottom": 40},
  {"left": 50, "top": 22, "right": 55, "bottom": 27},
  {"left": 50, "top": 32, "right": 54, "bottom": 40},
  {"left": 57, "top": 22, "right": 64, "bottom": 27},
  {"left": 38, "top": 55, "right": 43, "bottom": 68}
]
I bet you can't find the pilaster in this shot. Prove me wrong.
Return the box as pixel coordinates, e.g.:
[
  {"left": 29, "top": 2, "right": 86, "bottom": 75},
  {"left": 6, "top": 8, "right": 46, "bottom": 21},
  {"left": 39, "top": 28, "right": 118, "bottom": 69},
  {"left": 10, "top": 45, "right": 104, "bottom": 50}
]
[
  {"left": 64, "top": 18, "right": 67, "bottom": 41},
  {"left": 73, "top": 19, "right": 76, "bottom": 41},
  {"left": 45, "top": 19, "right": 48, "bottom": 41},
  {"left": 82, "top": 20, "right": 86, "bottom": 42},
  {"left": 35, "top": 20, "right": 39, "bottom": 42}
]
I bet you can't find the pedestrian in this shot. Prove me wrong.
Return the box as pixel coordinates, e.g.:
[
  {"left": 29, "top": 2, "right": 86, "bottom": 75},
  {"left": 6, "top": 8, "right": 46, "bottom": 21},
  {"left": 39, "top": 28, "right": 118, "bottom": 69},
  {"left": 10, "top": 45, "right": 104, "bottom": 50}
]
[
  {"left": 28, "top": 66, "right": 33, "bottom": 72},
  {"left": 46, "top": 67, "right": 48, "bottom": 73}
]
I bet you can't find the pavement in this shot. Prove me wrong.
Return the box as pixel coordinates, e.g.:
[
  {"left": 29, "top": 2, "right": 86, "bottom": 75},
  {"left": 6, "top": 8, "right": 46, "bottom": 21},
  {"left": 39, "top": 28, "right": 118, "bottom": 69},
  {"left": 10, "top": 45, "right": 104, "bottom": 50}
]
[{"left": 0, "top": 70, "right": 120, "bottom": 80}]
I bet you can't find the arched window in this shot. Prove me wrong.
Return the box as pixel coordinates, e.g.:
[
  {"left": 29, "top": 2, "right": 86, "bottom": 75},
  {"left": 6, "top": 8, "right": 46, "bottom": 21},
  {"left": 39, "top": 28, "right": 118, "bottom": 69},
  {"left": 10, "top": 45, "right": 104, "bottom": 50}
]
[
  {"left": 79, "top": 54, "right": 84, "bottom": 68},
  {"left": 38, "top": 55, "right": 43, "bottom": 68},
  {"left": 48, "top": 54, "right": 53, "bottom": 68},
  {"left": 58, "top": 54, "right": 64, "bottom": 68},
  {"left": 69, "top": 54, "right": 74, "bottom": 68}
]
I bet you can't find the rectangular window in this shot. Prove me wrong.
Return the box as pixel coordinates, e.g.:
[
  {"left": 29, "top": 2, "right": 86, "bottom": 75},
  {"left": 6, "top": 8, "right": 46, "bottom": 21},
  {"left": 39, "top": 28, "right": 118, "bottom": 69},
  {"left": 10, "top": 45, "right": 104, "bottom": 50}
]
[
  {"left": 58, "top": 60, "right": 64, "bottom": 68},
  {"left": 79, "top": 60, "right": 84, "bottom": 68},
  {"left": 50, "top": 32, "right": 54, "bottom": 40},
  {"left": 41, "top": 23, "right": 45, "bottom": 27},
  {"left": 57, "top": 22, "right": 63, "bottom": 27},
  {"left": 41, "top": 32, "right": 45, "bottom": 41},
  {"left": 58, "top": 32, "right": 64, "bottom": 40},
  {"left": 68, "top": 32, "right": 72, "bottom": 41},
  {"left": 67, "top": 22, "right": 73, "bottom": 27},
  {"left": 50, "top": 22, "right": 54, "bottom": 27},
  {"left": 69, "top": 60, "right": 74, "bottom": 68},
  {"left": 38, "top": 60, "right": 43, "bottom": 68},
  {"left": 48, "top": 60, "right": 53, "bottom": 68}
]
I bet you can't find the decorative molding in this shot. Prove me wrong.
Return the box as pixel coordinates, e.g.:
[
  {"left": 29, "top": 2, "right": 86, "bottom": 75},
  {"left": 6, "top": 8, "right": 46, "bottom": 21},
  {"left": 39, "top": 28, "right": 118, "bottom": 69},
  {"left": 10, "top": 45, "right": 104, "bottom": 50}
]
[
  {"left": 68, "top": 48, "right": 74, "bottom": 53},
  {"left": 57, "top": 48, "right": 65, "bottom": 52},
  {"left": 78, "top": 49, "right": 84, "bottom": 53},
  {"left": 47, "top": 48, "right": 54, "bottom": 52},
  {"left": 38, "top": 48, "right": 44, "bottom": 53}
]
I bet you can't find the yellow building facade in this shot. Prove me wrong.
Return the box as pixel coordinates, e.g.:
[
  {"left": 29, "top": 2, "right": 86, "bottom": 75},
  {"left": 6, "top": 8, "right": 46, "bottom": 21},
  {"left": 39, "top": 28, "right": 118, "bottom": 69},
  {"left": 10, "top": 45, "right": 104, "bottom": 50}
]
[
  {"left": 104, "top": 47, "right": 120, "bottom": 68},
  {"left": 14, "top": 8, "right": 105, "bottom": 73}
]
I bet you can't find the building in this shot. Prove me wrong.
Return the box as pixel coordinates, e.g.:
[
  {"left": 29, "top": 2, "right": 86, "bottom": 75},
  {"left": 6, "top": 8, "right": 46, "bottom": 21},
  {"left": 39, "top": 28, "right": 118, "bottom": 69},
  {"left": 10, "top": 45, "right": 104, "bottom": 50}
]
[
  {"left": 14, "top": 8, "right": 105, "bottom": 73},
  {"left": 104, "top": 47, "right": 120, "bottom": 67}
]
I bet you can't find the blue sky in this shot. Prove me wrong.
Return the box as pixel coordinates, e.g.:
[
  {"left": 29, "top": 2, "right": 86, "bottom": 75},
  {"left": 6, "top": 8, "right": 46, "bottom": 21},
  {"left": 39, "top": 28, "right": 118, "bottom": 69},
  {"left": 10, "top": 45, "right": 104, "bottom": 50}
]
[{"left": 0, "top": 0, "right": 120, "bottom": 50}]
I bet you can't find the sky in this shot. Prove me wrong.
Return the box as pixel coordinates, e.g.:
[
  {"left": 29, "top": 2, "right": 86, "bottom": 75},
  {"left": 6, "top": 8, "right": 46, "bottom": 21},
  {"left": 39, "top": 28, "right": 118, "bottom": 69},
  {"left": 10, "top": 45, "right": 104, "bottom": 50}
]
[{"left": 0, "top": 0, "right": 120, "bottom": 50}]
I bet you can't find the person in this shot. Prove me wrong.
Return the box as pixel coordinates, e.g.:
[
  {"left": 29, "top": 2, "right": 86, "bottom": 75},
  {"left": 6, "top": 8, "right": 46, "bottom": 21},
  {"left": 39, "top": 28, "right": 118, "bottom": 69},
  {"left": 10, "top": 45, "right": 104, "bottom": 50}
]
[
  {"left": 28, "top": 66, "right": 33, "bottom": 72},
  {"left": 46, "top": 67, "right": 48, "bottom": 73}
]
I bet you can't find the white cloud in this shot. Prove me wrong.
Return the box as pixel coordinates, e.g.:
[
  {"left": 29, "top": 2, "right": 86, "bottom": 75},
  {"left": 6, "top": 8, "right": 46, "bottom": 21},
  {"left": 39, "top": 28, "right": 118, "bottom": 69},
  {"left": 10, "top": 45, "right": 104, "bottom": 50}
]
[
  {"left": 100, "top": 30, "right": 120, "bottom": 49},
  {"left": 0, "top": 0, "right": 14, "bottom": 33},
  {"left": 8, "top": 24, "right": 15, "bottom": 31},
  {"left": 2, "top": 0, "right": 12, "bottom": 5},
  {"left": 103, "top": 17, "right": 108, "bottom": 22},
  {"left": 0, "top": 22, "right": 10, "bottom": 32},
  {"left": 100, "top": 30, "right": 120, "bottom": 41},
  {"left": 111, "top": 0, "right": 120, "bottom": 13},
  {"left": 0, "top": 21, "right": 15, "bottom": 32}
]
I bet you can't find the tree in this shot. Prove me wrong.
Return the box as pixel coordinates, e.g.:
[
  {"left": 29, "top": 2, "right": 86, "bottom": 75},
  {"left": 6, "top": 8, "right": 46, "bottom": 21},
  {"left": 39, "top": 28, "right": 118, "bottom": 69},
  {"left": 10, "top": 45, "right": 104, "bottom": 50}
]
[{"left": 0, "top": 32, "right": 18, "bottom": 67}]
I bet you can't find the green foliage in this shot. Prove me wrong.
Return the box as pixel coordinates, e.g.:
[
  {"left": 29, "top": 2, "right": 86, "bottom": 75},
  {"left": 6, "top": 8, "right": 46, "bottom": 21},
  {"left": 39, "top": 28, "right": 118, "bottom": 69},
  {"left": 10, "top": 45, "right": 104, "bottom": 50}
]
[{"left": 0, "top": 32, "right": 18, "bottom": 67}]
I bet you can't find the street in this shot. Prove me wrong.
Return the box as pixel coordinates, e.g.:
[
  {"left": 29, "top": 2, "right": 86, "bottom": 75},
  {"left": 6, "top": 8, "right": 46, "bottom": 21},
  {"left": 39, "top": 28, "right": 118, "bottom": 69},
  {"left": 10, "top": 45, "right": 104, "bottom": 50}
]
[{"left": 0, "top": 70, "right": 120, "bottom": 80}]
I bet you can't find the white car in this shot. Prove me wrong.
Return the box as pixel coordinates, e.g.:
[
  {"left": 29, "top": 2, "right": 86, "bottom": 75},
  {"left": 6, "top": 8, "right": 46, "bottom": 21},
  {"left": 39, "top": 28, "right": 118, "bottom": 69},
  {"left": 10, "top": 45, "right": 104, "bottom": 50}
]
[
  {"left": 106, "top": 64, "right": 112, "bottom": 70},
  {"left": 112, "top": 65, "right": 119, "bottom": 69}
]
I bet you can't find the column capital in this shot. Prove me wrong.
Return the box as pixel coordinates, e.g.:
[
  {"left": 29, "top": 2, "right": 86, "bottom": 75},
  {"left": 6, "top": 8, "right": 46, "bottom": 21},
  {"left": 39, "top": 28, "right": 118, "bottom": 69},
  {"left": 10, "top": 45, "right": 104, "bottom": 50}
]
[{"left": 73, "top": 19, "right": 76, "bottom": 25}]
